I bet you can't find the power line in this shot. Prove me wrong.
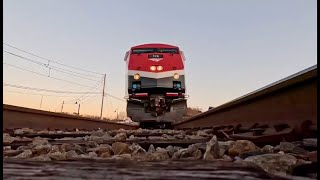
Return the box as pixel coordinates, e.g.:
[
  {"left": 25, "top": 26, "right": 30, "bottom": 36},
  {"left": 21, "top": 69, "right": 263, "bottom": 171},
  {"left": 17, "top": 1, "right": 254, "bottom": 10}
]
[
  {"left": 4, "top": 83, "right": 102, "bottom": 94},
  {"left": 77, "top": 77, "right": 104, "bottom": 102},
  {"left": 108, "top": 95, "right": 114, "bottom": 111},
  {"left": 106, "top": 94, "right": 125, "bottom": 102},
  {"left": 4, "top": 58, "right": 106, "bottom": 102},
  {"left": 80, "top": 87, "right": 102, "bottom": 103},
  {"left": 66, "top": 86, "right": 102, "bottom": 104},
  {"left": 4, "top": 43, "right": 103, "bottom": 75},
  {"left": 4, "top": 90, "right": 97, "bottom": 97},
  {"left": 4, "top": 62, "right": 46, "bottom": 76},
  {"left": 4, "top": 51, "right": 46, "bottom": 66},
  {"left": 48, "top": 75, "right": 103, "bottom": 104},
  {"left": 5, "top": 64, "right": 125, "bottom": 103},
  {"left": 4, "top": 44, "right": 125, "bottom": 107},
  {"left": 66, "top": 87, "right": 125, "bottom": 104},
  {"left": 62, "top": 76, "right": 103, "bottom": 104},
  {"left": 82, "top": 94, "right": 100, "bottom": 104},
  {"left": 49, "top": 65, "right": 101, "bottom": 79},
  {"left": 50, "top": 67, "right": 100, "bottom": 81},
  {"left": 4, "top": 50, "right": 102, "bottom": 80},
  {"left": 4, "top": 62, "right": 97, "bottom": 88},
  {"left": 79, "top": 83, "right": 103, "bottom": 102}
]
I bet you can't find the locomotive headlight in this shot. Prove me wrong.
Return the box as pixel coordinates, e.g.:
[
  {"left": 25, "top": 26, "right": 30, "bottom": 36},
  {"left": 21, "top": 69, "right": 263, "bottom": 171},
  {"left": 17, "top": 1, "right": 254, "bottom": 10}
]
[
  {"left": 133, "top": 73, "right": 140, "bottom": 80},
  {"left": 157, "top": 66, "right": 163, "bottom": 71},
  {"left": 150, "top": 66, "right": 156, "bottom": 71},
  {"left": 132, "top": 84, "right": 137, "bottom": 89},
  {"left": 173, "top": 73, "right": 180, "bottom": 79}
]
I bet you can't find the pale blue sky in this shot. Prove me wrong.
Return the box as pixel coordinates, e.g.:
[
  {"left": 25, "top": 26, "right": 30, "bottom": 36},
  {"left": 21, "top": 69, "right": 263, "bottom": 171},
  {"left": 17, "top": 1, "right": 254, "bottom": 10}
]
[{"left": 3, "top": 0, "right": 317, "bottom": 118}]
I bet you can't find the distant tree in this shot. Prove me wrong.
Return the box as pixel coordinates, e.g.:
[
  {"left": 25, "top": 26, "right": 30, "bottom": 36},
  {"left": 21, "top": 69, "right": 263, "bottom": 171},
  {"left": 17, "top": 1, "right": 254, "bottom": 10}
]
[
  {"left": 117, "top": 111, "right": 127, "bottom": 120},
  {"left": 103, "top": 117, "right": 112, "bottom": 121},
  {"left": 82, "top": 115, "right": 100, "bottom": 119},
  {"left": 186, "top": 107, "right": 202, "bottom": 116},
  {"left": 208, "top": 106, "right": 214, "bottom": 110}
]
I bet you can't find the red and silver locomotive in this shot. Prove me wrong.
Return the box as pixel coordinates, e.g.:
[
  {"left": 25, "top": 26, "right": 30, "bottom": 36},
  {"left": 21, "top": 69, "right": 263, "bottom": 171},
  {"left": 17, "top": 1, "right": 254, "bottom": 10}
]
[{"left": 124, "top": 43, "right": 187, "bottom": 127}]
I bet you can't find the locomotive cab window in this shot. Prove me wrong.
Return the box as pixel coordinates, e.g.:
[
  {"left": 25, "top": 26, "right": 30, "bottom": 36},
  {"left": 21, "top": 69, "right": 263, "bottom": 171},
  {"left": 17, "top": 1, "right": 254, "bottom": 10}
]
[
  {"left": 124, "top": 51, "right": 129, "bottom": 61},
  {"left": 181, "top": 51, "right": 186, "bottom": 61},
  {"left": 132, "top": 48, "right": 179, "bottom": 54}
]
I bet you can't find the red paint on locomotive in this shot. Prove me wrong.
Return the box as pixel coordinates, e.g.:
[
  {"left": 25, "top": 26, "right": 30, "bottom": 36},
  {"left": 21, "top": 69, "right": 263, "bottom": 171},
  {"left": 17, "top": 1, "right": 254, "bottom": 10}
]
[
  {"left": 128, "top": 43, "right": 184, "bottom": 73},
  {"left": 124, "top": 43, "right": 187, "bottom": 125}
]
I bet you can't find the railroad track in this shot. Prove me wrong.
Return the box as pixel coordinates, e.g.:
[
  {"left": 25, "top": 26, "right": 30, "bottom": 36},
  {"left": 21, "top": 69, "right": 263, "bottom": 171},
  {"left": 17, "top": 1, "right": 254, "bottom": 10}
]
[
  {"left": 3, "top": 104, "right": 137, "bottom": 131},
  {"left": 3, "top": 118, "right": 317, "bottom": 179},
  {"left": 4, "top": 159, "right": 309, "bottom": 180},
  {"left": 173, "top": 65, "right": 317, "bottom": 143},
  {"left": 3, "top": 65, "right": 317, "bottom": 145}
]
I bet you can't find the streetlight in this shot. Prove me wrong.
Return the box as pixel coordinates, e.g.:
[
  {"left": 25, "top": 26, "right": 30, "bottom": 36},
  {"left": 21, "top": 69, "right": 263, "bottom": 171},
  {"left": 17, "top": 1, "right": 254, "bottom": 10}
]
[
  {"left": 39, "top": 95, "right": 43, "bottom": 109},
  {"left": 75, "top": 99, "right": 81, "bottom": 116},
  {"left": 61, "top": 101, "right": 64, "bottom": 112},
  {"left": 114, "top": 109, "right": 118, "bottom": 120}
]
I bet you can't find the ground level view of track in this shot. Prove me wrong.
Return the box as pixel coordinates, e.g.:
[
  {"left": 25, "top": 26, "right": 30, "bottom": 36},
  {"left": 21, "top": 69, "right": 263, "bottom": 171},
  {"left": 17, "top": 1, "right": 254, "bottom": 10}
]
[
  {"left": 173, "top": 65, "right": 317, "bottom": 146},
  {"left": 4, "top": 159, "right": 312, "bottom": 180},
  {"left": 3, "top": 128, "right": 317, "bottom": 179},
  {"left": 3, "top": 65, "right": 317, "bottom": 179},
  {"left": 3, "top": 104, "right": 137, "bottom": 131}
]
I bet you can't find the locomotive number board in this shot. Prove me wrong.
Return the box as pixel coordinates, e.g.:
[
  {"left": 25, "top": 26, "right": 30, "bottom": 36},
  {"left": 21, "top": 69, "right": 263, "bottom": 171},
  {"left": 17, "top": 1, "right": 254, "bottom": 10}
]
[{"left": 148, "top": 54, "right": 163, "bottom": 59}]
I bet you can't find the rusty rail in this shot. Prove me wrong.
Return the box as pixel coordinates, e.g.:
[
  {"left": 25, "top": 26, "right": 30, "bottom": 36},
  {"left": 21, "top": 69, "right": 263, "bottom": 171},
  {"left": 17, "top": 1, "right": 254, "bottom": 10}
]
[
  {"left": 3, "top": 104, "right": 138, "bottom": 131},
  {"left": 173, "top": 65, "right": 317, "bottom": 140},
  {"left": 4, "top": 159, "right": 307, "bottom": 180}
]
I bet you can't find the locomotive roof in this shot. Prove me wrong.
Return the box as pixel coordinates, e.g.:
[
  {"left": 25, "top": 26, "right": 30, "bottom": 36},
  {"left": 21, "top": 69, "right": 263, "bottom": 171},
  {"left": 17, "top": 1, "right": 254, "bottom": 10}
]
[{"left": 131, "top": 43, "right": 178, "bottom": 49}]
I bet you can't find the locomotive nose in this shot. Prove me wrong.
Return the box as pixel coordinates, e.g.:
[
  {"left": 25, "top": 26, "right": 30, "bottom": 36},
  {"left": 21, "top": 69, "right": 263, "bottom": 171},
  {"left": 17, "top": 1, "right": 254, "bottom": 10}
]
[{"left": 126, "top": 44, "right": 187, "bottom": 124}]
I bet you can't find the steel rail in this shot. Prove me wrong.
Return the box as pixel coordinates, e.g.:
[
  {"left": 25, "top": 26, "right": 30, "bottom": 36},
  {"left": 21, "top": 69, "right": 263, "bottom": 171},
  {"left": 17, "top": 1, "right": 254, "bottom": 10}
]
[
  {"left": 173, "top": 65, "right": 317, "bottom": 138},
  {"left": 3, "top": 104, "right": 137, "bottom": 131}
]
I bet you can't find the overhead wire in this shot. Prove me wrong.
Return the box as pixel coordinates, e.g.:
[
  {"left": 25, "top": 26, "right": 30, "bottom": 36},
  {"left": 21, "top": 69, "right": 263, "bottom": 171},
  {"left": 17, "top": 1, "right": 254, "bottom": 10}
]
[
  {"left": 4, "top": 62, "right": 97, "bottom": 88},
  {"left": 4, "top": 90, "right": 95, "bottom": 97},
  {"left": 4, "top": 51, "right": 102, "bottom": 80},
  {"left": 79, "top": 87, "right": 101, "bottom": 103},
  {"left": 3, "top": 43, "right": 103, "bottom": 75},
  {"left": 106, "top": 94, "right": 125, "bottom": 102},
  {"left": 58, "top": 72, "right": 104, "bottom": 104},
  {"left": 49, "top": 65, "right": 102, "bottom": 79},
  {"left": 62, "top": 76, "right": 103, "bottom": 104},
  {"left": 4, "top": 50, "right": 106, "bottom": 100},
  {"left": 4, "top": 83, "right": 102, "bottom": 94},
  {"left": 81, "top": 94, "right": 100, "bottom": 104},
  {"left": 50, "top": 67, "right": 100, "bottom": 82},
  {"left": 4, "top": 61, "right": 108, "bottom": 105},
  {"left": 4, "top": 51, "right": 45, "bottom": 66},
  {"left": 77, "top": 77, "right": 104, "bottom": 102},
  {"left": 4, "top": 43, "right": 125, "bottom": 114}
]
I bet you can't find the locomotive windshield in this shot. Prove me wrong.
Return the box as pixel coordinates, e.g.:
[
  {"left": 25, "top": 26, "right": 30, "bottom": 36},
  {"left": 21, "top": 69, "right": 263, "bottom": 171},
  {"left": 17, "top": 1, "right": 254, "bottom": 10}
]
[{"left": 132, "top": 48, "right": 179, "bottom": 54}]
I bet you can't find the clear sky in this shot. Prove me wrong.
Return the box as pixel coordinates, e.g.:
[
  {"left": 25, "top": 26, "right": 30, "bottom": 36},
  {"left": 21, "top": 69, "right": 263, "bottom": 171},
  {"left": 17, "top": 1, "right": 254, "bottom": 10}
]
[{"left": 3, "top": 0, "right": 317, "bottom": 119}]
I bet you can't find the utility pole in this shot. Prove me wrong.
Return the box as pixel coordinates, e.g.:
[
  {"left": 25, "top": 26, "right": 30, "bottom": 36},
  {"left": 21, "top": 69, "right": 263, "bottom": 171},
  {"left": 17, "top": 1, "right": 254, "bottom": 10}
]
[
  {"left": 39, "top": 95, "right": 43, "bottom": 109},
  {"left": 61, "top": 101, "right": 64, "bottom": 112},
  {"left": 100, "top": 74, "right": 106, "bottom": 119},
  {"left": 115, "top": 109, "right": 118, "bottom": 120}
]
